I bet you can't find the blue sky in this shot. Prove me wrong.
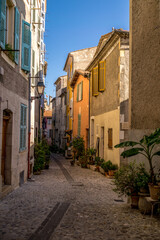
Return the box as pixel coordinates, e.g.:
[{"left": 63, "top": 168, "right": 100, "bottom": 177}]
[{"left": 44, "top": 0, "right": 129, "bottom": 99}]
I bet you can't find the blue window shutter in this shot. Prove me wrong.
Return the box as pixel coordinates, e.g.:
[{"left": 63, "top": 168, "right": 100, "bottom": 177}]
[
  {"left": 20, "top": 104, "right": 27, "bottom": 151},
  {"left": 0, "top": 0, "right": 6, "bottom": 49},
  {"left": 14, "top": 7, "right": 20, "bottom": 64},
  {"left": 21, "top": 20, "right": 31, "bottom": 72}
]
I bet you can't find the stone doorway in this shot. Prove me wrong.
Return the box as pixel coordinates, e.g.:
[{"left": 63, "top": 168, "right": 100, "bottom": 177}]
[{"left": 1, "top": 109, "right": 12, "bottom": 186}]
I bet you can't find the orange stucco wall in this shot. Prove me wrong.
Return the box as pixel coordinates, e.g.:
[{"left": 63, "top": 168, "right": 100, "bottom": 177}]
[{"left": 73, "top": 75, "right": 89, "bottom": 149}]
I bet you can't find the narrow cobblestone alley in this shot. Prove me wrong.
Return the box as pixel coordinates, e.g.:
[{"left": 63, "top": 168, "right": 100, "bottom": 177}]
[{"left": 0, "top": 154, "right": 160, "bottom": 240}]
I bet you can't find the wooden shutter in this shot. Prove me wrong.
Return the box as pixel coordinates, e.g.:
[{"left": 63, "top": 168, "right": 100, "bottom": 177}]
[
  {"left": 92, "top": 66, "right": 98, "bottom": 96},
  {"left": 77, "top": 83, "right": 79, "bottom": 102},
  {"left": 20, "top": 104, "right": 27, "bottom": 151},
  {"left": 0, "top": 0, "right": 6, "bottom": 49},
  {"left": 98, "top": 61, "right": 105, "bottom": 91},
  {"left": 33, "top": 0, "right": 36, "bottom": 23},
  {"left": 81, "top": 81, "right": 83, "bottom": 100},
  {"left": 108, "top": 128, "right": 113, "bottom": 148},
  {"left": 14, "top": 7, "right": 20, "bottom": 64},
  {"left": 78, "top": 114, "right": 81, "bottom": 136},
  {"left": 21, "top": 20, "right": 31, "bottom": 72}
]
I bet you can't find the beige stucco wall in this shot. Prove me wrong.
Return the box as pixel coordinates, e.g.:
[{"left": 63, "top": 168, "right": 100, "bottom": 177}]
[
  {"left": 90, "top": 109, "right": 120, "bottom": 166},
  {"left": 129, "top": 0, "right": 160, "bottom": 130},
  {"left": 128, "top": 0, "right": 160, "bottom": 171}
]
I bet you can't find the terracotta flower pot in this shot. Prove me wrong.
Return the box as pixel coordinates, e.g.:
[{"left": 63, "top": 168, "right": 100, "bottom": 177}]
[
  {"left": 131, "top": 194, "right": 139, "bottom": 208},
  {"left": 108, "top": 170, "right": 115, "bottom": 176},
  {"left": 149, "top": 184, "right": 160, "bottom": 200}
]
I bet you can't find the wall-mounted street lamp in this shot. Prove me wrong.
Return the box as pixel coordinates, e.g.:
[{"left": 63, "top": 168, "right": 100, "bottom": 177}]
[
  {"left": 28, "top": 74, "right": 45, "bottom": 179},
  {"left": 31, "top": 80, "right": 45, "bottom": 100}
]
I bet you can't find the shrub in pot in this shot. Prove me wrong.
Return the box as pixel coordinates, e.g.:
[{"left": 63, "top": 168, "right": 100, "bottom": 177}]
[
  {"left": 86, "top": 148, "right": 96, "bottom": 165},
  {"left": 108, "top": 162, "right": 118, "bottom": 176},
  {"left": 115, "top": 128, "right": 160, "bottom": 200},
  {"left": 95, "top": 157, "right": 104, "bottom": 171},
  {"left": 113, "top": 162, "right": 146, "bottom": 208}
]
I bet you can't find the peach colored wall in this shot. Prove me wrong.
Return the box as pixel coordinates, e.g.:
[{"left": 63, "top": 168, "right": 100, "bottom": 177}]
[{"left": 73, "top": 75, "right": 89, "bottom": 149}]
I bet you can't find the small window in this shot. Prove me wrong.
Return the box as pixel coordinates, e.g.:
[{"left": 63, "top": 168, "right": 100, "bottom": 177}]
[{"left": 108, "top": 128, "right": 113, "bottom": 149}]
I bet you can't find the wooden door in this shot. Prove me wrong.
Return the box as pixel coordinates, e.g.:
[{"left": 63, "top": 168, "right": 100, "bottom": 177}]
[{"left": 1, "top": 119, "right": 8, "bottom": 185}]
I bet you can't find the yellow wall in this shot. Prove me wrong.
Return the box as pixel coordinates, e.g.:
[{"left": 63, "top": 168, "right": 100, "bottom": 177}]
[{"left": 90, "top": 109, "right": 120, "bottom": 166}]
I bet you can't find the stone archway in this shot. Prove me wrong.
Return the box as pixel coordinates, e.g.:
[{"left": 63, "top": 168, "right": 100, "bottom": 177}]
[{"left": 1, "top": 109, "right": 12, "bottom": 186}]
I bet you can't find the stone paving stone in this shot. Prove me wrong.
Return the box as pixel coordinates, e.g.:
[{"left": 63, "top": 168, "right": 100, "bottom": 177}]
[{"left": 0, "top": 153, "right": 160, "bottom": 240}]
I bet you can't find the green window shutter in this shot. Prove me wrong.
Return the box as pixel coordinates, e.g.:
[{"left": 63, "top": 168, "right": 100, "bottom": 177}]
[
  {"left": 21, "top": 20, "right": 31, "bottom": 72},
  {"left": 81, "top": 81, "right": 83, "bottom": 100},
  {"left": 77, "top": 83, "right": 79, "bottom": 102},
  {"left": 78, "top": 114, "right": 81, "bottom": 136},
  {"left": 98, "top": 61, "right": 105, "bottom": 91},
  {"left": 0, "top": 0, "right": 6, "bottom": 49},
  {"left": 14, "top": 7, "right": 20, "bottom": 64},
  {"left": 20, "top": 104, "right": 27, "bottom": 151}
]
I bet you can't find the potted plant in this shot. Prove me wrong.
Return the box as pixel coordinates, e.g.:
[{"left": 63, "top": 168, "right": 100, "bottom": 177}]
[
  {"left": 108, "top": 163, "right": 118, "bottom": 176},
  {"left": 115, "top": 128, "right": 160, "bottom": 200},
  {"left": 86, "top": 148, "right": 96, "bottom": 166},
  {"left": 113, "top": 162, "right": 143, "bottom": 208},
  {"left": 95, "top": 157, "right": 104, "bottom": 171},
  {"left": 72, "top": 136, "right": 85, "bottom": 166},
  {"left": 101, "top": 160, "right": 113, "bottom": 176}
]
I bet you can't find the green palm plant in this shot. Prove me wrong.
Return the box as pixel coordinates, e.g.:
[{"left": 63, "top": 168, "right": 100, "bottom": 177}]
[{"left": 115, "top": 128, "right": 160, "bottom": 183}]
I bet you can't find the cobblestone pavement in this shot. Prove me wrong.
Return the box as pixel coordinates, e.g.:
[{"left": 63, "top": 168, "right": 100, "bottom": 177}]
[{"left": 0, "top": 154, "right": 160, "bottom": 240}]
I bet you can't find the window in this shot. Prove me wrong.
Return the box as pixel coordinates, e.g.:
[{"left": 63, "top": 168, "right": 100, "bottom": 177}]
[
  {"left": 0, "top": 1, "right": 20, "bottom": 65},
  {"left": 77, "top": 81, "right": 83, "bottom": 102},
  {"left": 77, "top": 114, "right": 81, "bottom": 136},
  {"left": 20, "top": 104, "right": 27, "bottom": 151},
  {"left": 92, "top": 60, "right": 106, "bottom": 96},
  {"left": 21, "top": 20, "right": 31, "bottom": 72},
  {"left": 108, "top": 128, "right": 113, "bottom": 149}
]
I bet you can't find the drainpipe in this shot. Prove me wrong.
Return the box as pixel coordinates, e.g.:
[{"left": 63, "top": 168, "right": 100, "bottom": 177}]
[
  {"left": 88, "top": 72, "right": 91, "bottom": 148},
  {"left": 28, "top": 73, "right": 31, "bottom": 179}
]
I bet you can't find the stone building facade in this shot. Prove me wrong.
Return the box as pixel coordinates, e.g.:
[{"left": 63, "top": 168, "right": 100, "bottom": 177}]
[
  {"left": 0, "top": 0, "right": 47, "bottom": 198},
  {"left": 86, "top": 29, "right": 129, "bottom": 167},
  {"left": 54, "top": 75, "right": 67, "bottom": 149},
  {"left": 129, "top": 0, "right": 160, "bottom": 170},
  {"left": 0, "top": 0, "right": 31, "bottom": 197},
  {"left": 63, "top": 47, "right": 97, "bottom": 143}
]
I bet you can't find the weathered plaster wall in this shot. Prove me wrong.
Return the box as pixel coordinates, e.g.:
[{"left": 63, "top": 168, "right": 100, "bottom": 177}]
[
  {"left": 129, "top": 0, "right": 160, "bottom": 129},
  {"left": 90, "top": 42, "right": 120, "bottom": 117}
]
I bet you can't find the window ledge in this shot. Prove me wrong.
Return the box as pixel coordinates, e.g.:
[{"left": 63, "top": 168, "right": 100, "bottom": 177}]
[
  {"left": 1, "top": 52, "right": 15, "bottom": 69},
  {"left": 19, "top": 69, "right": 29, "bottom": 81}
]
